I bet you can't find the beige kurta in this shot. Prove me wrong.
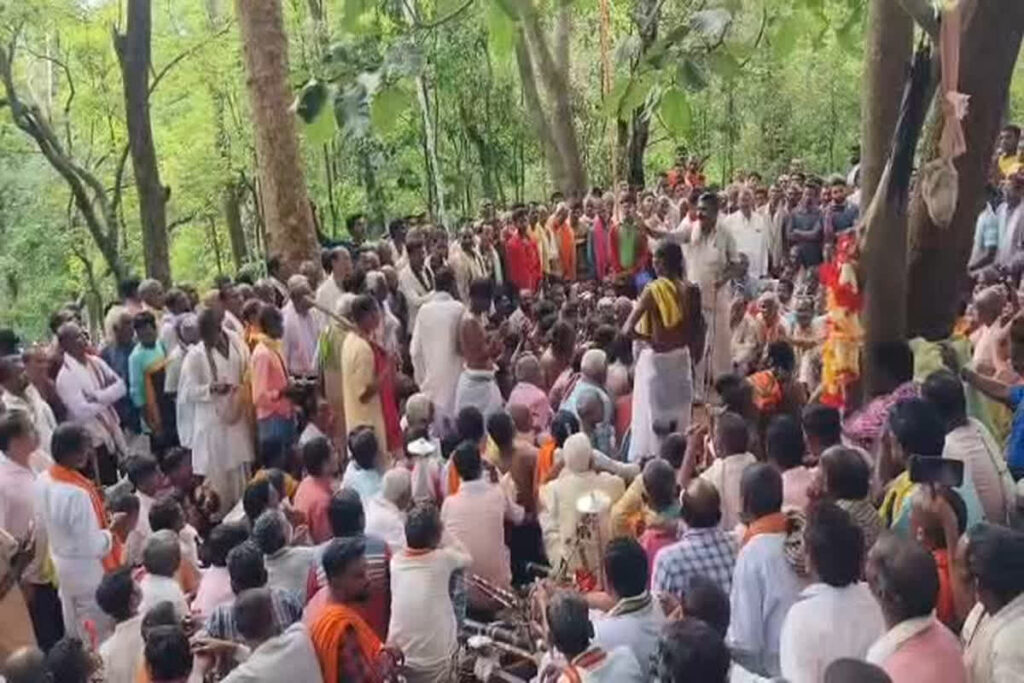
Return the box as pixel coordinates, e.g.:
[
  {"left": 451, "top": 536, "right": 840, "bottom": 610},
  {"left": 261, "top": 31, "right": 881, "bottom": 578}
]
[
  {"left": 0, "top": 529, "right": 37, "bottom": 660},
  {"left": 683, "top": 223, "right": 737, "bottom": 396},
  {"left": 341, "top": 332, "right": 387, "bottom": 450}
]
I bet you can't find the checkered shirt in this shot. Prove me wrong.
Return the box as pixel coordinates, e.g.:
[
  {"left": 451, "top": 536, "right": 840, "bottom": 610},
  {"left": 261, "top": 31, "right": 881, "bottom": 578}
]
[{"left": 652, "top": 526, "right": 738, "bottom": 598}]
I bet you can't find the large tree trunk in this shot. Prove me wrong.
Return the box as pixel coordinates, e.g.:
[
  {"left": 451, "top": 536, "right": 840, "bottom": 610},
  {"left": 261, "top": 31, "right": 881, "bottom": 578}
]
[
  {"left": 860, "top": 0, "right": 913, "bottom": 204},
  {"left": 860, "top": 44, "right": 936, "bottom": 397},
  {"left": 235, "top": 0, "right": 319, "bottom": 274},
  {"left": 514, "top": 31, "right": 568, "bottom": 193},
  {"left": 906, "top": 0, "right": 1024, "bottom": 339},
  {"left": 115, "top": 0, "right": 171, "bottom": 285},
  {"left": 520, "top": 7, "right": 586, "bottom": 197}
]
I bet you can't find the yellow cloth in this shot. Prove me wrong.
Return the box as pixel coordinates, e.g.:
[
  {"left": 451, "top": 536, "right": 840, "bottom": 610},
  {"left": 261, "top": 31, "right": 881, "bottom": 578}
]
[
  {"left": 880, "top": 471, "right": 914, "bottom": 527},
  {"left": 634, "top": 277, "right": 681, "bottom": 336},
  {"left": 999, "top": 154, "right": 1022, "bottom": 178}
]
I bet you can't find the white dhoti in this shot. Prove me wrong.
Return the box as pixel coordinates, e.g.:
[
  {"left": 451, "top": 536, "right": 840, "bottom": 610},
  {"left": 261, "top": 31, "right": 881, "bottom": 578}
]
[
  {"left": 693, "top": 288, "right": 732, "bottom": 401},
  {"left": 59, "top": 586, "right": 113, "bottom": 643},
  {"left": 454, "top": 368, "right": 504, "bottom": 417},
  {"left": 629, "top": 346, "right": 693, "bottom": 461}
]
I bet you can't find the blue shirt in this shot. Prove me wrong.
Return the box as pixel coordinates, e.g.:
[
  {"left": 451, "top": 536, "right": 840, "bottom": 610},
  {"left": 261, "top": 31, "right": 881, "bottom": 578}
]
[
  {"left": 975, "top": 204, "right": 1000, "bottom": 251},
  {"left": 1007, "top": 385, "right": 1024, "bottom": 470}
]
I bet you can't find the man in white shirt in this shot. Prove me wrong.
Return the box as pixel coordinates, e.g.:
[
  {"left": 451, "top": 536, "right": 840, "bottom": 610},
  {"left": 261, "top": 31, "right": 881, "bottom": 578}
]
[
  {"left": 252, "top": 509, "right": 316, "bottom": 599},
  {"left": 728, "top": 464, "right": 805, "bottom": 678},
  {"left": 922, "top": 371, "right": 1015, "bottom": 525},
  {"left": 398, "top": 236, "right": 436, "bottom": 329},
  {"left": 364, "top": 468, "right": 411, "bottom": 553},
  {"left": 542, "top": 591, "right": 643, "bottom": 682},
  {"left": 680, "top": 412, "right": 757, "bottom": 533},
  {"left": 779, "top": 502, "right": 885, "bottom": 683},
  {"left": 0, "top": 355, "right": 56, "bottom": 470},
  {"left": 139, "top": 530, "right": 189, "bottom": 618},
  {"left": 54, "top": 321, "right": 127, "bottom": 484},
  {"left": 178, "top": 308, "right": 254, "bottom": 515},
  {"left": 315, "top": 246, "right": 353, "bottom": 316},
  {"left": 281, "top": 275, "right": 320, "bottom": 377},
  {"left": 222, "top": 589, "right": 323, "bottom": 683},
  {"left": 387, "top": 504, "right": 472, "bottom": 682},
  {"left": 96, "top": 568, "right": 144, "bottom": 683},
  {"left": 35, "top": 423, "right": 132, "bottom": 641},
  {"left": 410, "top": 268, "right": 466, "bottom": 429},
  {"left": 724, "top": 187, "right": 771, "bottom": 279},
  {"left": 592, "top": 538, "right": 666, "bottom": 678}
]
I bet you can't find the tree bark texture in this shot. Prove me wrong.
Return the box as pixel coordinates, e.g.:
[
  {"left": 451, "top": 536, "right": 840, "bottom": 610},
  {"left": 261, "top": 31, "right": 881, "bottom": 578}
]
[
  {"left": 115, "top": 0, "right": 171, "bottom": 285},
  {"left": 859, "top": 43, "right": 936, "bottom": 397},
  {"left": 223, "top": 179, "right": 248, "bottom": 270},
  {"left": 514, "top": 31, "right": 568, "bottom": 193},
  {"left": 906, "top": 0, "right": 1024, "bottom": 339},
  {"left": 859, "top": 0, "right": 913, "bottom": 206},
  {"left": 234, "top": 0, "right": 319, "bottom": 275},
  {"left": 520, "top": 8, "right": 586, "bottom": 196}
]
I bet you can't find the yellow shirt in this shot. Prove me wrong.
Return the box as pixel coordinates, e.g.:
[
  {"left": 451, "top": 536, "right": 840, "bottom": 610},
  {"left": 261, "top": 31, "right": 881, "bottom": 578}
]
[{"left": 999, "top": 154, "right": 1021, "bottom": 178}]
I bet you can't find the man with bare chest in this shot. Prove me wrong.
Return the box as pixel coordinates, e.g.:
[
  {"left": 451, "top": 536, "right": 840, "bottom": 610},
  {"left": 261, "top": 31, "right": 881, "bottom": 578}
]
[
  {"left": 454, "top": 278, "right": 504, "bottom": 417},
  {"left": 622, "top": 241, "right": 704, "bottom": 460}
]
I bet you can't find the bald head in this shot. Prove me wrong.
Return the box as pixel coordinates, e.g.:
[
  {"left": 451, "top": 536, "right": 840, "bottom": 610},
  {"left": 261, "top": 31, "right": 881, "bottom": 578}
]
[
  {"left": 515, "top": 354, "right": 542, "bottom": 386},
  {"left": 975, "top": 286, "right": 1007, "bottom": 323},
  {"left": 580, "top": 349, "right": 607, "bottom": 384},
  {"left": 2, "top": 647, "right": 47, "bottom": 683},
  {"left": 824, "top": 659, "right": 892, "bottom": 683},
  {"left": 508, "top": 403, "right": 532, "bottom": 433},
  {"left": 404, "top": 393, "right": 433, "bottom": 432},
  {"left": 715, "top": 411, "right": 750, "bottom": 455},
  {"left": 681, "top": 479, "right": 722, "bottom": 528},
  {"left": 642, "top": 459, "right": 678, "bottom": 512},
  {"left": 143, "top": 529, "right": 181, "bottom": 578},
  {"left": 233, "top": 588, "right": 279, "bottom": 644},
  {"left": 380, "top": 468, "right": 412, "bottom": 509}
]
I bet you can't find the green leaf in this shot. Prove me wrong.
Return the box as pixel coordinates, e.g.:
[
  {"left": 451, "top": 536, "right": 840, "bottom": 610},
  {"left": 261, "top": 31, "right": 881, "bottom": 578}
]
[
  {"left": 676, "top": 57, "right": 708, "bottom": 91},
  {"left": 486, "top": 0, "right": 516, "bottom": 60},
  {"left": 371, "top": 85, "right": 413, "bottom": 135},
  {"left": 660, "top": 87, "right": 691, "bottom": 138},
  {"left": 298, "top": 81, "right": 338, "bottom": 145},
  {"left": 772, "top": 13, "right": 801, "bottom": 59},
  {"left": 342, "top": 0, "right": 371, "bottom": 34},
  {"left": 835, "top": 4, "right": 864, "bottom": 54},
  {"left": 689, "top": 8, "right": 732, "bottom": 41},
  {"left": 603, "top": 77, "right": 630, "bottom": 119},
  {"left": 708, "top": 50, "right": 741, "bottom": 81},
  {"left": 619, "top": 71, "right": 655, "bottom": 118}
]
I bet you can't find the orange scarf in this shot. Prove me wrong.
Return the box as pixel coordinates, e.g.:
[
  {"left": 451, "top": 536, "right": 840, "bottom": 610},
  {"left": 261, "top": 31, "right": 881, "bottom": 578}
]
[
  {"left": 741, "top": 511, "right": 787, "bottom": 547},
  {"left": 310, "top": 603, "right": 383, "bottom": 683},
  {"left": 559, "top": 222, "right": 576, "bottom": 280},
  {"left": 534, "top": 437, "right": 557, "bottom": 498},
  {"left": 49, "top": 464, "right": 122, "bottom": 571},
  {"left": 750, "top": 370, "right": 783, "bottom": 412}
]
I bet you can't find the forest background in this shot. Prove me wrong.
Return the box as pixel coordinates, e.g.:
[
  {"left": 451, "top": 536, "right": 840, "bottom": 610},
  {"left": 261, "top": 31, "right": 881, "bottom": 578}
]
[{"left": 0, "top": 0, "right": 1022, "bottom": 337}]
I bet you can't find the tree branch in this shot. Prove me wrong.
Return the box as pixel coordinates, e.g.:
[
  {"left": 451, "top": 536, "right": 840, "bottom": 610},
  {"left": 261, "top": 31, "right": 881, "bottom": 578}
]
[
  {"left": 149, "top": 24, "right": 232, "bottom": 97},
  {"left": 410, "top": 0, "right": 477, "bottom": 30}
]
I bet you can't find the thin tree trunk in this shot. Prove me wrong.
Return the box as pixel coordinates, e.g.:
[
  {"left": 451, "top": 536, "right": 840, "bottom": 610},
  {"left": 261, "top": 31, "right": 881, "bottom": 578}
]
[
  {"left": 860, "top": 0, "right": 913, "bottom": 207},
  {"left": 115, "top": 0, "right": 171, "bottom": 284},
  {"left": 223, "top": 179, "right": 248, "bottom": 270},
  {"left": 234, "top": 0, "right": 319, "bottom": 274},
  {"left": 906, "top": 0, "right": 1024, "bottom": 339}
]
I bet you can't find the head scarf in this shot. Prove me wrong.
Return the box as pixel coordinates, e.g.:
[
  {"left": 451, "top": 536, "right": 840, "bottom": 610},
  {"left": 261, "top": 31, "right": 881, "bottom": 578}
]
[{"left": 563, "top": 433, "right": 593, "bottom": 473}]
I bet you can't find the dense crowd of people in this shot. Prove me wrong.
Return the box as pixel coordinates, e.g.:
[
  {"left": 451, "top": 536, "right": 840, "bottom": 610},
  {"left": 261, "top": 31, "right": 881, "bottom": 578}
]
[{"left": 1, "top": 135, "right": 1024, "bottom": 683}]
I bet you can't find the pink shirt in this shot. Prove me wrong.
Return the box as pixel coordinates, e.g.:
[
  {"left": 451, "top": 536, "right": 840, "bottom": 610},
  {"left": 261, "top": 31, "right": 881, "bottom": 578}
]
[
  {"left": 440, "top": 480, "right": 523, "bottom": 594},
  {"left": 250, "top": 342, "right": 293, "bottom": 421},
  {"left": 190, "top": 565, "right": 233, "bottom": 618},
  {"left": 507, "top": 381, "right": 554, "bottom": 434},
  {"left": 781, "top": 466, "right": 814, "bottom": 511},
  {"left": 873, "top": 619, "right": 968, "bottom": 683},
  {"left": 294, "top": 476, "right": 334, "bottom": 544}
]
